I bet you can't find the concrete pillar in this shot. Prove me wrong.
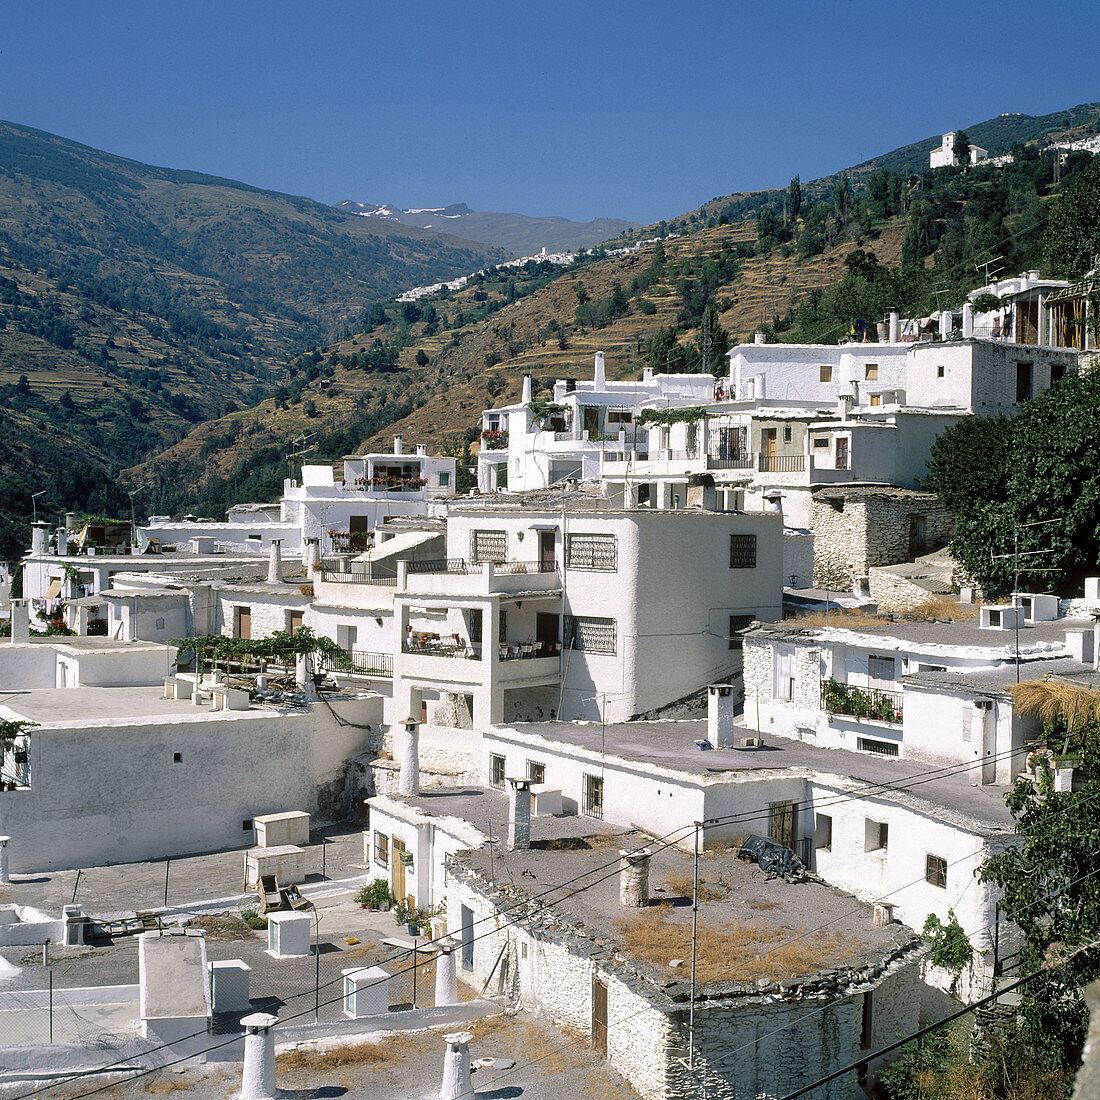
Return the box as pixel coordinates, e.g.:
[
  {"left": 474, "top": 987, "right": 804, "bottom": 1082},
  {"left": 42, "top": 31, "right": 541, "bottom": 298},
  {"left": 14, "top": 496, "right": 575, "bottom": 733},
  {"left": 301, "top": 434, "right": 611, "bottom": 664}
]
[
  {"left": 888, "top": 310, "right": 899, "bottom": 344},
  {"left": 0, "top": 837, "right": 10, "bottom": 885},
  {"left": 619, "top": 848, "right": 652, "bottom": 908},
  {"left": 435, "top": 937, "right": 460, "bottom": 1007},
  {"left": 9, "top": 600, "right": 29, "bottom": 644},
  {"left": 30, "top": 523, "right": 49, "bottom": 556},
  {"left": 439, "top": 1030, "right": 474, "bottom": 1100},
  {"left": 594, "top": 351, "right": 606, "bottom": 388},
  {"left": 240, "top": 1012, "right": 278, "bottom": 1100},
  {"left": 521, "top": 375, "right": 533, "bottom": 404},
  {"left": 398, "top": 717, "right": 420, "bottom": 797},
  {"left": 962, "top": 302, "right": 975, "bottom": 338},
  {"left": 708, "top": 684, "right": 735, "bottom": 748},
  {"left": 508, "top": 777, "right": 532, "bottom": 850},
  {"left": 267, "top": 539, "right": 283, "bottom": 584}
]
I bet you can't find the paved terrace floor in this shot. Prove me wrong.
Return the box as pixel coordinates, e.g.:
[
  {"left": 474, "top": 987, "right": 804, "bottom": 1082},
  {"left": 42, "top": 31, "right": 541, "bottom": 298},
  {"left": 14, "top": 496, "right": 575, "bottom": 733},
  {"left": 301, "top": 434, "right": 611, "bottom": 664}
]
[{"left": 507, "top": 719, "right": 1016, "bottom": 828}]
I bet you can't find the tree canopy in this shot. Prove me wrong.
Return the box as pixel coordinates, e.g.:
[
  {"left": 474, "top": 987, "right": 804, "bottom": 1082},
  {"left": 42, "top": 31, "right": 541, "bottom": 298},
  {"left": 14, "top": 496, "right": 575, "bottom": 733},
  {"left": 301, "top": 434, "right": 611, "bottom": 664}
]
[{"left": 1046, "top": 158, "right": 1100, "bottom": 279}]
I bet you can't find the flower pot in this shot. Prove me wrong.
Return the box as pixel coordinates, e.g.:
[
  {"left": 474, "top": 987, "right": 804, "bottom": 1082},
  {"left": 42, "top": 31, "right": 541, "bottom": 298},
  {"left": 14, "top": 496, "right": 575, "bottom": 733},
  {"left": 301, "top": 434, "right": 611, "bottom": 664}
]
[{"left": 407, "top": 922, "right": 420, "bottom": 936}]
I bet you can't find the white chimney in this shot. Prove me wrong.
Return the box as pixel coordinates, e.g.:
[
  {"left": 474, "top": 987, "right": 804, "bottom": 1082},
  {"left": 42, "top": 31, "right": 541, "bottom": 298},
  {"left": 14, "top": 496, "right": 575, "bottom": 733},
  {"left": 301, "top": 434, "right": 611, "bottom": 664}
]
[
  {"left": 939, "top": 311, "right": 952, "bottom": 340},
  {"left": 416, "top": 444, "right": 427, "bottom": 456},
  {"left": 642, "top": 367, "right": 653, "bottom": 382},
  {"left": 763, "top": 490, "right": 783, "bottom": 515},
  {"left": 398, "top": 716, "right": 420, "bottom": 797},
  {"left": 619, "top": 848, "right": 652, "bottom": 907},
  {"left": 754, "top": 373, "right": 767, "bottom": 400},
  {"left": 507, "top": 777, "right": 532, "bottom": 850},
  {"left": 521, "top": 374, "right": 533, "bottom": 404},
  {"left": 0, "top": 836, "right": 10, "bottom": 885},
  {"left": 393, "top": 435, "right": 403, "bottom": 456},
  {"left": 267, "top": 539, "right": 282, "bottom": 584},
  {"left": 30, "top": 523, "right": 49, "bottom": 556},
  {"left": 439, "top": 1031, "right": 475, "bottom": 1100},
  {"left": 594, "top": 351, "right": 606, "bottom": 388},
  {"left": 754, "top": 331, "right": 766, "bottom": 345},
  {"left": 9, "top": 599, "right": 29, "bottom": 644},
  {"left": 294, "top": 652, "right": 317, "bottom": 701},
  {"left": 56, "top": 527, "right": 68, "bottom": 556},
  {"left": 888, "top": 310, "right": 899, "bottom": 344},
  {"left": 240, "top": 1012, "right": 279, "bottom": 1100},
  {"left": 304, "top": 538, "right": 321, "bottom": 572},
  {"left": 707, "top": 683, "right": 736, "bottom": 748},
  {"left": 962, "top": 302, "right": 974, "bottom": 338},
  {"left": 434, "top": 937, "right": 460, "bottom": 1006}
]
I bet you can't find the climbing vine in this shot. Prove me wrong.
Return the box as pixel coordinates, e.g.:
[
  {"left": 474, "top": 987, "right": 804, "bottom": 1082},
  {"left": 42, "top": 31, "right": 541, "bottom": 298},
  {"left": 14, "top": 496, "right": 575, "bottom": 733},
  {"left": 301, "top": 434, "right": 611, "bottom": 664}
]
[
  {"left": 170, "top": 627, "right": 354, "bottom": 670},
  {"left": 921, "top": 908, "right": 973, "bottom": 995},
  {"left": 526, "top": 398, "right": 568, "bottom": 425},
  {"left": 636, "top": 406, "right": 709, "bottom": 427},
  {"left": 0, "top": 719, "right": 36, "bottom": 752}
]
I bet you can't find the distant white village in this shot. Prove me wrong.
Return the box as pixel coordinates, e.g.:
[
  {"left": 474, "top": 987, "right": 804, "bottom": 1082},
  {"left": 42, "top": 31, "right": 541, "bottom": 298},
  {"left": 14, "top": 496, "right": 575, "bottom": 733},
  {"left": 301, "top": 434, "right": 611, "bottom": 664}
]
[{"left": 2, "top": 254, "right": 1100, "bottom": 1096}]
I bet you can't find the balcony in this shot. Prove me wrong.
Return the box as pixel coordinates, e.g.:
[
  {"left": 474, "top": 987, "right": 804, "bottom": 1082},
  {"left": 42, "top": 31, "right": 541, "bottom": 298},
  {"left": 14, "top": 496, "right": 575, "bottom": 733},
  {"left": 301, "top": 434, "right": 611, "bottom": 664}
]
[
  {"left": 400, "top": 560, "right": 562, "bottom": 598},
  {"left": 820, "top": 679, "right": 902, "bottom": 724},
  {"left": 328, "top": 532, "right": 373, "bottom": 554},
  {"left": 319, "top": 649, "right": 394, "bottom": 677},
  {"left": 757, "top": 454, "right": 805, "bottom": 473},
  {"left": 318, "top": 562, "right": 398, "bottom": 586},
  {"left": 706, "top": 452, "right": 754, "bottom": 471}
]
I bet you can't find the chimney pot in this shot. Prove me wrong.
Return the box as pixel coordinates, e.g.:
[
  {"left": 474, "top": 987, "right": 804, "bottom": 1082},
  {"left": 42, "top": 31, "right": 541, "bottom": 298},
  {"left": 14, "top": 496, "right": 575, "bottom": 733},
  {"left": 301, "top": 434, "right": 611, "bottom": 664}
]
[
  {"left": 267, "top": 539, "right": 283, "bottom": 584},
  {"left": 507, "top": 777, "right": 532, "bottom": 850},
  {"left": 619, "top": 848, "right": 652, "bottom": 907},
  {"left": 398, "top": 717, "right": 420, "bottom": 797}
]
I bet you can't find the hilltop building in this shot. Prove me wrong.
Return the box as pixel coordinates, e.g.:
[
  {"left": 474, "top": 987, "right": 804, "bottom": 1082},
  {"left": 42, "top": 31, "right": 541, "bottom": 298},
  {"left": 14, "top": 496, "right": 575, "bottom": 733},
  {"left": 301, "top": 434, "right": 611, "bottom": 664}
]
[{"left": 930, "top": 131, "right": 989, "bottom": 168}]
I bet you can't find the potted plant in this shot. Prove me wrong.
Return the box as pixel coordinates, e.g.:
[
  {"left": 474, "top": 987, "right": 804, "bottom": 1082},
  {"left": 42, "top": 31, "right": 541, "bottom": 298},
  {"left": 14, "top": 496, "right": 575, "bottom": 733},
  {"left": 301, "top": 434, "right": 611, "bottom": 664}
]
[{"left": 353, "top": 884, "right": 372, "bottom": 909}]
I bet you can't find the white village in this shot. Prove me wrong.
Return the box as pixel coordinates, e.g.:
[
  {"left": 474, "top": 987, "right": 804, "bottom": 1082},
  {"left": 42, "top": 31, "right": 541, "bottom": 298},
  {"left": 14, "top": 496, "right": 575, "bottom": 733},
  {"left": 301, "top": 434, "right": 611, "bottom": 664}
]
[{"left": 3, "top": 218, "right": 1100, "bottom": 1100}]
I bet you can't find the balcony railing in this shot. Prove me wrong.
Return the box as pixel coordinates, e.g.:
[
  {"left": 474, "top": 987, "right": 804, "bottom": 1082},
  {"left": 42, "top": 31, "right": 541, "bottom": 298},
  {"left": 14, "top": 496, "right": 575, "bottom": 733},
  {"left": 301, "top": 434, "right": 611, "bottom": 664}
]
[
  {"left": 499, "top": 642, "right": 561, "bottom": 661},
  {"left": 318, "top": 562, "right": 398, "bottom": 586},
  {"left": 406, "top": 558, "right": 474, "bottom": 575},
  {"left": 403, "top": 634, "right": 481, "bottom": 660},
  {"left": 757, "top": 454, "right": 806, "bottom": 473},
  {"left": 404, "top": 558, "right": 559, "bottom": 577},
  {"left": 319, "top": 649, "right": 394, "bottom": 677},
  {"left": 328, "top": 532, "right": 373, "bottom": 554},
  {"left": 820, "top": 679, "right": 903, "bottom": 724},
  {"left": 707, "top": 453, "right": 754, "bottom": 470}
]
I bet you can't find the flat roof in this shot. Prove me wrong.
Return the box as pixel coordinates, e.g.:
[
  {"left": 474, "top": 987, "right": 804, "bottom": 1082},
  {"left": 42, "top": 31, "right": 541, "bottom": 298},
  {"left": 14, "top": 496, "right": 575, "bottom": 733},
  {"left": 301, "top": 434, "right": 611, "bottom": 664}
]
[
  {"left": 905, "top": 659, "right": 1093, "bottom": 696},
  {"left": 454, "top": 830, "right": 919, "bottom": 995},
  {"left": 497, "top": 719, "right": 1015, "bottom": 829}
]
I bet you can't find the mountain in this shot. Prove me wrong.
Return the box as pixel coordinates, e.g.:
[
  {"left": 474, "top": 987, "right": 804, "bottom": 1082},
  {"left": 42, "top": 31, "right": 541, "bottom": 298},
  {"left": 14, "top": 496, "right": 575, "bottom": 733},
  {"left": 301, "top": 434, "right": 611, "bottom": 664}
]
[
  {"left": 0, "top": 120, "right": 507, "bottom": 558},
  {"left": 335, "top": 200, "right": 638, "bottom": 257}
]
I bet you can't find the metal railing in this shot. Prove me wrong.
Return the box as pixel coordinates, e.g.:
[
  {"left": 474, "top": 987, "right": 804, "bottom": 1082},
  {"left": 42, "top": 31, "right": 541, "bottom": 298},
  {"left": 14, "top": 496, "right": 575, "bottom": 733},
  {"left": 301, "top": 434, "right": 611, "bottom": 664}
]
[
  {"left": 320, "top": 649, "right": 394, "bottom": 677},
  {"left": 820, "top": 680, "right": 902, "bottom": 724},
  {"left": 402, "top": 637, "right": 481, "bottom": 660},
  {"left": 328, "top": 533, "right": 373, "bottom": 554},
  {"left": 492, "top": 559, "right": 558, "bottom": 575},
  {"left": 757, "top": 454, "right": 806, "bottom": 473},
  {"left": 405, "top": 558, "right": 473, "bottom": 575},
  {"left": 318, "top": 562, "right": 398, "bottom": 586},
  {"left": 707, "top": 453, "right": 754, "bottom": 470},
  {"left": 500, "top": 643, "right": 561, "bottom": 661}
]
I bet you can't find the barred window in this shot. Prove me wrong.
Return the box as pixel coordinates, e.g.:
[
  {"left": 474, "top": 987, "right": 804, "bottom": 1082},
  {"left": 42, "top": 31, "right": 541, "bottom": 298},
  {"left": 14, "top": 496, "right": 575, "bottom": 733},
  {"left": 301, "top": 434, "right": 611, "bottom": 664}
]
[
  {"left": 374, "top": 832, "right": 389, "bottom": 867},
  {"left": 728, "top": 614, "right": 755, "bottom": 650},
  {"left": 566, "top": 534, "right": 617, "bottom": 571},
  {"left": 490, "top": 753, "right": 506, "bottom": 788},
  {"left": 472, "top": 530, "right": 507, "bottom": 563},
  {"left": 564, "top": 615, "right": 616, "bottom": 654},
  {"left": 925, "top": 854, "right": 947, "bottom": 889},
  {"left": 527, "top": 760, "right": 546, "bottom": 784},
  {"left": 729, "top": 533, "right": 757, "bottom": 569},
  {"left": 583, "top": 773, "right": 604, "bottom": 819}
]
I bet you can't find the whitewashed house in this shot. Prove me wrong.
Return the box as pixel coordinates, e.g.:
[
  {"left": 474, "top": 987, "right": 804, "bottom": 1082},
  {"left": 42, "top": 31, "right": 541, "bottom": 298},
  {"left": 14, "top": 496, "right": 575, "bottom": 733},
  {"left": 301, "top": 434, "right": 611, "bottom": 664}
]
[{"left": 930, "top": 131, "right": 988, "bottom": 168}]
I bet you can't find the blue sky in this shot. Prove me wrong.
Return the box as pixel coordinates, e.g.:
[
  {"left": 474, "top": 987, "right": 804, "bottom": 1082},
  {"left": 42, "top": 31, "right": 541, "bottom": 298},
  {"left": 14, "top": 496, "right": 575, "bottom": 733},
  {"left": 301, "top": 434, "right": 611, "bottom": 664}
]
[{"left": 2, "top": 1, "right": 1097, "bottom": 224}]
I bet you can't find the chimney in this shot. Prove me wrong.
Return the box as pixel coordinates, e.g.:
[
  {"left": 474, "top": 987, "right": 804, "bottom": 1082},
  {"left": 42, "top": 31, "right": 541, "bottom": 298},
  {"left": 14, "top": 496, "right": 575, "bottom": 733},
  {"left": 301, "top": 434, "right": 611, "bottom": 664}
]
[
  {"left": 707, "top": 683, "right": 736, "bottom": 748},
  {"left": 888, "top": 310, "right": 899, "bottom": 344},
  {"left": 416, "top": 444, "right": 427, "bottom": 456},
  {"left": 754, "top": 331, "right": 766, "bottom": 345},
  {"left": 763, "top": 490, "right": 783, "bottom": 515},
  {"left": 754, "top": 373, "right": 767, "bottom": 400},
  {"left": 267, "top": 539, "right": 283, "bottom": 584},
  {"left": 642, "top": 368, "right": 653, "bottom": 382},
  {"left": 56, "top": 527, "right": 68, "bottom": 556},
  {"left": 521, "top": 374, "right": 533, "bottom": 404},
  {"left": 507, "top": 777, "right": 532, "bottom": 850},
  {"left": 594, "top": 351, "right": 606, "bottom": 388},
  {"left": 30, "top": 522, "right": 49, "bottom": 556},
  {"left": 398, "top": 716, "right": 420, "bottom": 797},
  {"left": 619, "top": 848, "right": 652, "bottom": 907},
  {"left": 64, "top": 512, "right": 76, "bottom": 531},
  {"left": 9, "top": 599, "right": 29, "bottom": 644},
  {"left": 434, "top": 937, "right": 460, "bottom": 1006},
  {"left": 873, "top": 902, "right": 895, "bottom": 926},
  {"left": 394, "top": 435, "right": 403, "bottom": 456},
  {"left": 0, "top": 836, "right": 10, "bottom": 885},
  {"left": 294, "top": 651, "right": 317, "bottom": 701},
  {"left": 962, "top": 302, "right": 974, "bottom": 338},
  {"left": 439, "top": 1031, "right": 474, "bottom": 1100},
  {"left": 304, "top": 537, "right": 321, "bottom": 573},
  {"left": 939, "top": 310, "right": 952, "bottom": 340},
  {"left": 239, "top": 1012, "right": 279, "bottom": 1100}
]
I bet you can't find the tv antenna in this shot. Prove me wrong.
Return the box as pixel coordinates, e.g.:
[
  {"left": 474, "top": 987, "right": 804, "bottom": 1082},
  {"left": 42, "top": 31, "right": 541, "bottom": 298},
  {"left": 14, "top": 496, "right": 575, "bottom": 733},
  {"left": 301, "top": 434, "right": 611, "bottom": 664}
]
[{"left": 973, "top": 255, "right": 1004, "bottom": 286}]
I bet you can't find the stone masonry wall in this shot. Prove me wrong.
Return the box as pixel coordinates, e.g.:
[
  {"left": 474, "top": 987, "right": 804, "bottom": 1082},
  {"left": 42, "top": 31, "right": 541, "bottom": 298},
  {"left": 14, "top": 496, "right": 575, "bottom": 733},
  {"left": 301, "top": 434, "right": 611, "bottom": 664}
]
[
  {"left": 811, "top": 492, "right": 954, "bottom": 590},
  {"left": 868, "top": 569, "right": 944, "bottom": 613}
]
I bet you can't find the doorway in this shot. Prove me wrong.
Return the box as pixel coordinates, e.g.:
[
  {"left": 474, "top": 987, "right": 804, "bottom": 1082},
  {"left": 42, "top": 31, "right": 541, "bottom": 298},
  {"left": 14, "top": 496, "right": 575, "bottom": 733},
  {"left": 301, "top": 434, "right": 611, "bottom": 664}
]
[
  {"left": 461, "top": 905, "right": 474, "bottom": 969},
  {"left": 391, "top": 837, "right": 407, "bottom": 903},
  {"left": 539, "top": 530, "right": 556, "bottom": 571},
  {"left": 768, "top": 800, "right": 797, "bottom": 850},
  {"left": 592, "top": 976, "right": 608, "bottom": 1055}
]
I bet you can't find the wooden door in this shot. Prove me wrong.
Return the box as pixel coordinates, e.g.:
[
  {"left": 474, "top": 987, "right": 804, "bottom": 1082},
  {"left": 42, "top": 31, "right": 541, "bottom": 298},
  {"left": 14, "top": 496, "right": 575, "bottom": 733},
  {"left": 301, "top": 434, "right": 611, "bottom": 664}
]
[
  {"left": 288, "top": 611, "right": 303, "bottom": 635},
  {"left": 592, "top": 976, "right": 608, "bottom": 1055},
  {"left": 539, "top": 530, "right": 556, "bottom": 571},
  {"left": 835, "top": 436, "right": 849, "bottom": 471},
  {"left": 763, "top": 428, "right": 777, "bottom": 458},
  {"left": 769, "top": 800, "right": 797, "bottom": 850},
  {"left": 236, "top": 606, "right": 251, "bottom": 640},
  {"left": 391, "top": 837, "right": 406, "bottom": 903}
]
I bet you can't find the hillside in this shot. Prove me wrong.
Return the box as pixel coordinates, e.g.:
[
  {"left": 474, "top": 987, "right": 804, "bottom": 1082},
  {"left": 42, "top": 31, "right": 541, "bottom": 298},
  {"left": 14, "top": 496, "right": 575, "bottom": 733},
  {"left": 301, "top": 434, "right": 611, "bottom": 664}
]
[
  {"left": 336, "top": 201, "right": 639, "bottom": 257},
  {"left": 0, "top": 121, "right": 507, "bottom": 557}
]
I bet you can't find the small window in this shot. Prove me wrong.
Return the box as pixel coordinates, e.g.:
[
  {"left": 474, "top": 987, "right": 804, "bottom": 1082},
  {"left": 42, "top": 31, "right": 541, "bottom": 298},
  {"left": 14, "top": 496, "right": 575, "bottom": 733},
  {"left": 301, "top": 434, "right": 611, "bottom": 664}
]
[
  {"left": 926, "top": 854, "right": 947, "bottom": 888},
  {"left": 858, "top": 737, "right": 900, "bottom": 757},
  {"left": 439, "top": 471, "right": 450, "bottom": 487},
  {"left": 1052, "top": 362, "right": 1067, "bottom": 383},
  {"left": 937, "top": 365, "right": 945, "bottom": 378},
  {"left": 173, "top": 752, "right": 182, "bottom": 764},
  {"left": 242, "top": 819, "right": 252, "bottom": 831},
  {"left": 820, "top": 365, "right": 833, "bottom": 383},
  {"left": 499, "top": 608, "right": 508, "bottom": 640},
  {"left": 287, "top": 610, "right": 304, "bottom": 635},
  {"left": 1016, "top": 362, "right": 1033, "bottom": 402},
  {"left": 812, "top": 437, "right": 829, "bottom": 449},
  {"left": 783, "top": 425, "right": 792, "bottom": 443},
  {"left": 864, "top": 819, "right": 888, "bottom": 852},
  {"left": 728, "top": 614, "right": 755, "bottom": 650},
  {"left": 527, "top": 761, "right": 546, "bottom": 785},
  {"left": 374, "top": 832, "right": 389, "bottom": 867},
  {"left": 869, "top": 393, "right": 882, "bottom": 407},
  {"left": 490, "top": 753, "right": 506, "bottom": 788},
  {"left": 607, "top": 409, "right": 632, "bottom": 424},
  {"left": 729, "top": 533, "right": 757, "bottom": 569},
  {"left": 563, "top": 615, "right": 616, "bottom": 654},
  {"left": 583, "top": 773, "right": 604, "bottom": 819},
  {"left": 472, "top": 530, "right": 508, "bottom": 563},
  {"left": 816, "top": 813, "right": 832, "bottom": 851},
  {"left": 865, "top": 363, "right": 879, "bottom": 381},
  {"left": 155, "top": 617, "right": 165, "bottom": 631},
  {"left": 565, "top": 534, "right": 617, "bottom": 571}
]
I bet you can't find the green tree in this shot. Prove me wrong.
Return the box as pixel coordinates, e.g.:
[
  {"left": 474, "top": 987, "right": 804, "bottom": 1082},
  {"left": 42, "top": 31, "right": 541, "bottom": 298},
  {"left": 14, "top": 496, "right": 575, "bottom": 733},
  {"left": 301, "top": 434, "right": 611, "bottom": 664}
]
[
  {"left": 415, "top": 349, "right": 429, "bottom": 367},
  {"left": 1046, "top": 159, "right": 1100, "bottom": 278},
  {"left": 954, "top": 131, "right": 971, "bottom": 168},
  {"left": 788, "top": 175, "right": 802, "bottom": 222}
]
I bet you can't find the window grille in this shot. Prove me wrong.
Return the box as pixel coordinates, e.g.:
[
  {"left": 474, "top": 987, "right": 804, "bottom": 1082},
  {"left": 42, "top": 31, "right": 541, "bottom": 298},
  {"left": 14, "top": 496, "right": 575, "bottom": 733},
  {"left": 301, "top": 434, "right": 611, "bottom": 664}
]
[
  {"left": 858, "top": 737, "right": 899, "bottom": 758},
  {"left": 527, "top": 761, "right": 546, "bottom": 784},
  {"left": 564, "top": 615, "right": 616, "bottom": 654},
  {"left": 728, "top": 614, "right": 755, "bottom": 650},
  {"left": 583, "top": 773, "right": 604, "bottom": 819},
  {"left": 374, "top": 832, "right": 389, "bottom": 867},
  {"left": 566, "top": 534, "right": 617, "bottom": 571},
  {"left": 926, "top": 854, "right": 947, "bottom": 888},
  {"left": 472, "top": 530, "right": 508, "bottom": 563},
  {"left": 490, "top": 753, "right": 506, "bottom": 788},
  {"left": 729, "top": 533, "right": 757, "bottom": 569}
]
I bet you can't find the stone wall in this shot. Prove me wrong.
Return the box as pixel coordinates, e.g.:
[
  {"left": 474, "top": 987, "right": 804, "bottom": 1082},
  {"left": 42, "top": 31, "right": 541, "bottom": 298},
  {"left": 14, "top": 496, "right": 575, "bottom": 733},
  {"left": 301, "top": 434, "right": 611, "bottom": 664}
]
[
  {"left": 868, "top": 570, "right": 944, "bottom": 613},
  {"left": 810, "top": 490, "right": 954, "bottom": 590}
]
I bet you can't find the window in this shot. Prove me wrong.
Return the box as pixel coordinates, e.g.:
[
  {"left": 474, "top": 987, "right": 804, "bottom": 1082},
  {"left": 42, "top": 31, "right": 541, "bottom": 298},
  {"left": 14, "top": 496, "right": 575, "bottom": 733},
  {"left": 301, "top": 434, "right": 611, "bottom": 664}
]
[
  {"left": 607, "top": 409, "right": 632, "bottom": 424},
  {"left": 728, "top": 614, "right": 755, "bottom": 650},
  {"left": 926, "top": 854, "right": 947, "bottom": 889},
  {"left": 374, "top": 832, "right": 389, "bottom": 867},
  {"left": 439, "top": 471, "right": 451, "bottom": 487},
  {"left": 864, "top": 818, "right": 889, "bottom": 852},
  {"left": 472, "top": 530, "right": 508, "bottom": 563},
  {"left": 242, "top": 819, "right": 252, "bottom": 831},
  {"left": 937, "top": 365, "right": 945, "bottom": 378},
  {"left": 583, "top": 773, "right": 604, "bottom": 819},
  {"left": 490, "top": 753, "right": 506, "bottom": 788},
  {"left": 287, "top": 610, "right": 304, "bottom": 635},
  {"left": 527, "top": 761, "right": 546, "bottom": 785},
  {"left": 499, "top": 608, "right": 508, "bottom": 640},
  {"left": 1016, "top": 361, "right": 1033, "bottom": 401},
  {"left": 858, "top": 737, "right": 899, "bottom": 757},
  {"left": 774, "top": 646, "right": 795, "bottom": 702},
  {"left": 564, "top": 615, "right": 617, "bottom": 654},
  {"left": 816, "top": 813, "right": 832, "bottom": 851},
  {"left": 860, "top": 992, "right": 874, "bottom": 1050},
  {"left": 155, "top": 617, "right": 165, "bottom": 631},
  {"left": 867, "top": 655, "right": 897, "bottom": 688},
  {"left": 173, "top": 752, "right": 182, "bottom": 764},
  {"left": 865, "top": 363, "right": 879, "bottom": 381},
  {"left": 812, "top": 437, "right": 829, "bottom": 449},
  {"left": 869, "top": 393, "right": 882, "bottom": 407},
  {"left": 783, "top": 425, "right": 792, "bottom": 443},
  {"left": 565, "top": 534, "right": 617, "bottom": 571},
  {"left": 1052, "top": 362, "right": 1067, "bottom": 383},
  {"left": 820, "top": 365, "right": 833, "bottom": 383},
  {"left": 729, "top": 533, "right": 757, "bottom": 569}
]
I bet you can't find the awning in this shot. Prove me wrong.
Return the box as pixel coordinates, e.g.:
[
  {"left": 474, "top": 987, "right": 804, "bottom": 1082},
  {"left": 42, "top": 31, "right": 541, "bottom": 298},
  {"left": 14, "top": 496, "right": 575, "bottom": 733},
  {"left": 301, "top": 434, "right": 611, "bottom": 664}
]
[
  {"left": 46, "top": 578, "right": 62, "bottom": 599},
  {"left": 353, "top": 529, "right": 440, "bottom": 564}
]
